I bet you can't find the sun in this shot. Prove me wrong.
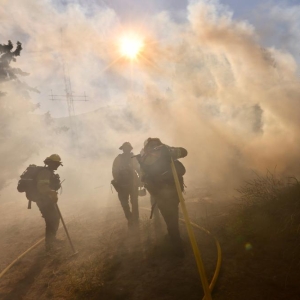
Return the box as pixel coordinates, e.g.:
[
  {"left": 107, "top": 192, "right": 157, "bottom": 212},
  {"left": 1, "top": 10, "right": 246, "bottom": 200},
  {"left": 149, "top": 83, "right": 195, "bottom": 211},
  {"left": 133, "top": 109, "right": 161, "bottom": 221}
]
[{"left": 119, "top": 34, "right": 144, "bottom": 60}]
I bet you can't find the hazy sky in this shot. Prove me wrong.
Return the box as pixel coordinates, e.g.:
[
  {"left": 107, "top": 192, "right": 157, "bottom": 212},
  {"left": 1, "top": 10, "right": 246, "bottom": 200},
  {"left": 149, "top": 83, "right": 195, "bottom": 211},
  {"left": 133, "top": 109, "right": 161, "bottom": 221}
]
[
  {"left": 1, "top": 0, "right": 300, "bottom": 195},
  {"left": 2, "top": 0, "right": 299, "bottom": 119},
  {"left": 11, "top": 0, "right": 295, "bottom": 118},
  {"left": 53, "top": 0, "right": 300, "bottom": 21}
]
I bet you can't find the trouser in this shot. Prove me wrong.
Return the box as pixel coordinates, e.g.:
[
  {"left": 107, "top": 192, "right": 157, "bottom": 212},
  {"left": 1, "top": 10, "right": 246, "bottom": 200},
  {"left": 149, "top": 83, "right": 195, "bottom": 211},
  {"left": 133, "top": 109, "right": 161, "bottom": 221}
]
[
  {"left": 151, "top": 185, "right": 181, "bottom": 246},
  {"left": 118, "top": 187, "right": 139, "bottom": 221},
  {"left": 36, "top": 198, "right": 60, "bottom": 246},
  {"left": 150, "top": 195, "right": 160, "bottom": 219}
]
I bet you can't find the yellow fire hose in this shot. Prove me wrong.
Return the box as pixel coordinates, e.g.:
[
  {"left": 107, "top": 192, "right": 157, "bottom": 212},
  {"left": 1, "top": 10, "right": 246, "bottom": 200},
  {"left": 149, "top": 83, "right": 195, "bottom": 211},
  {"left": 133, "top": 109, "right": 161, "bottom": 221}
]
[
  {"left": 0, "top": 205, "right": 76, "bottom": 280},
  {"left": 142, "top": 160, "right": 222, "bottom": 299},
  {"left": 141, "top": 205, "right": 222, "bottom": 299},
  {"left": 1, "top": 170, "right": 222, "bottom": 300},
  {"left": 180, "top": 219, "right": 222, "bottom": 297},
  {"left": 171, "top": 159, "right": 217, "bottom": 300},
  {"left": 0, "top": 237, "right": 45, "bottom": 280}
]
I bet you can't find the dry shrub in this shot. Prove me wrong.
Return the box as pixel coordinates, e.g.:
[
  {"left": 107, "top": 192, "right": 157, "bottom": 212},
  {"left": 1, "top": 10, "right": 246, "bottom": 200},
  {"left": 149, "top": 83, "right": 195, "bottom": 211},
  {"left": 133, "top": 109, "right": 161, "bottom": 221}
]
[{"left": 235, "top": 170, "right": 300, "bottom": 237}]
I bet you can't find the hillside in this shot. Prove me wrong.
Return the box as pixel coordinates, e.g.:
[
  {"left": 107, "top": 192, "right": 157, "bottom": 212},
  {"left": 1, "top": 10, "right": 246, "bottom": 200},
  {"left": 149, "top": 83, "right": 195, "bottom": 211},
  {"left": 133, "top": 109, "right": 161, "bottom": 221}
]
[{"left": 0, "top": 177, "right": 300, "bottom": 300}]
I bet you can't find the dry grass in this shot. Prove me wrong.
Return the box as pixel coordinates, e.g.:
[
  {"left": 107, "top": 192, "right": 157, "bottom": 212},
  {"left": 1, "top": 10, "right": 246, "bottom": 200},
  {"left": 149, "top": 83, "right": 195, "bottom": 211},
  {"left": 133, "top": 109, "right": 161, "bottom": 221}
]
[
  {"left": 210, "top": 172, "right": 300, "bottom": 300},
  {"left": 2, "top": 188, "right": 300, "bottom": 300},
  {"left": 237, "top": 170, "right": 299, "bottom": 206},
  {"left": 234, "top": 171, "right": 300, "bottom": 237},
  {"left": 66, "top": 254, "right": 125, "bottom": 300}
]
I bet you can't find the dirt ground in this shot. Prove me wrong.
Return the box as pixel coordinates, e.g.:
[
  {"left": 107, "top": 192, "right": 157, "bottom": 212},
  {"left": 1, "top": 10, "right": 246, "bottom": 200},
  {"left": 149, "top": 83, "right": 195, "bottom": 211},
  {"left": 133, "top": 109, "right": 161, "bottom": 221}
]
[{"left": 0, "top": 193, "right": 300, "bottom": 300}]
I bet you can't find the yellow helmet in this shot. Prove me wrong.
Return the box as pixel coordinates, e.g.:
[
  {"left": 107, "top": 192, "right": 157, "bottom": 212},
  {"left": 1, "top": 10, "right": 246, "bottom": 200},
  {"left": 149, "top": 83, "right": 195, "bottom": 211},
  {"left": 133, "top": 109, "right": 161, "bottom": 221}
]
[{"left": 44, "top": 154, "right": 63, "bottom": 165}]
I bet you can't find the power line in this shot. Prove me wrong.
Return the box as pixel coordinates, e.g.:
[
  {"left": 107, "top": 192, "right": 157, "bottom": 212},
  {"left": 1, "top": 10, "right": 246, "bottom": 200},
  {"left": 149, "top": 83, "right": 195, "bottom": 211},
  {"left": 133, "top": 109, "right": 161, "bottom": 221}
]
[{"left": 49, "top": 28, "right": 89, "bottom": 143}]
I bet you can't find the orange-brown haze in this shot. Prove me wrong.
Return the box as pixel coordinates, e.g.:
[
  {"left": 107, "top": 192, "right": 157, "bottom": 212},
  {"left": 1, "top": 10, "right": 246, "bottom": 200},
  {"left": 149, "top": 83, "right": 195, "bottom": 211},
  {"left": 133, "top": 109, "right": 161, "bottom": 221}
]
[{"left": 0, "top": 0, "right": 300, "bottom": 236}]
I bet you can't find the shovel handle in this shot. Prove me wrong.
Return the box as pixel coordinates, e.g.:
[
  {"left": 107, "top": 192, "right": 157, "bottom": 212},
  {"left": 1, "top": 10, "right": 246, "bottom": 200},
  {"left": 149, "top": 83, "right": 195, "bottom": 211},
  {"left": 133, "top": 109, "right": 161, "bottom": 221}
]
[{"left": 55, "top": 204, "right": 77, "bottom": 254}]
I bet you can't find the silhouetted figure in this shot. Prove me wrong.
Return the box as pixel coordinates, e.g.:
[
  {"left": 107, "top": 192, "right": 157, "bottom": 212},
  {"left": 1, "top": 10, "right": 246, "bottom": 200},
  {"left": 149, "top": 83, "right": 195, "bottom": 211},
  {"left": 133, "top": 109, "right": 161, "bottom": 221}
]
[
  {"left": 137, "top": 138, "right": 187, "bottom": 257},
  {"left": 112, "top": 142, "right": 141, "bottom": 227},
  {"left": 34, "top": 154, "right": 63, "bottom": 251}
]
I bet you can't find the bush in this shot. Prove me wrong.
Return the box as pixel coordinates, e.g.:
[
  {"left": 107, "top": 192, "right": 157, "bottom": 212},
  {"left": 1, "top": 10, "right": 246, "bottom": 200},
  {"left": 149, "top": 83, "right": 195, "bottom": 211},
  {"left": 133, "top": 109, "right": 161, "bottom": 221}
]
[{"left": 235, "top": 171, "right": 300, "bottom": 237}]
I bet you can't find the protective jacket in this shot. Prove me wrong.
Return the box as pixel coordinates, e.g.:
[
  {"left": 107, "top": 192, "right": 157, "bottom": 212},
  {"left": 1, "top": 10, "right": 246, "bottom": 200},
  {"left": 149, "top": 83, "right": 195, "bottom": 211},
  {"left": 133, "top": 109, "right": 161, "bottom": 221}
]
[
  {"left": 137, "top": 144, "right": 187, "bottom": 194},
  {"left": 138, "top": 144, "right": 187, "bottom": 253},
  {"left": 34, "top": 168, "right": 61, "bottom": 202},
  {"left": 112, "top": 152, "right": 140, "bottom": 190}
]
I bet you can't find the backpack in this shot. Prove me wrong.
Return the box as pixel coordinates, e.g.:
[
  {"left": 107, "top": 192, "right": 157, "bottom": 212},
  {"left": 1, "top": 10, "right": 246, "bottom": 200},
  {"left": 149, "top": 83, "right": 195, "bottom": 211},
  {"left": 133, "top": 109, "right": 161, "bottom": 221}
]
[
  {"left": 17, "top": 165, "right": 45, "bottom": 203},
  {"left": 138, "top": 146, "right": 186, "bottom": 192},
  {"left": 159, "top": 159, "right": 186, "bottom": 190}
]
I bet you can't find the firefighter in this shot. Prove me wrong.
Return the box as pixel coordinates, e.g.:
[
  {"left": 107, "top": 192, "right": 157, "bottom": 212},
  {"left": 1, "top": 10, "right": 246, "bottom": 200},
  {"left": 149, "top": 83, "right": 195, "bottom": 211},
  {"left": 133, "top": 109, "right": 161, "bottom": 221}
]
[
  {"left": 137, "top": 138, "right": 187, "bottom": 256},
  {"left": 35, "top": 154, "right": 62, "bottom": 251},
  {"left": 112, "top": 142, "right": 141, "bottom": 227}
]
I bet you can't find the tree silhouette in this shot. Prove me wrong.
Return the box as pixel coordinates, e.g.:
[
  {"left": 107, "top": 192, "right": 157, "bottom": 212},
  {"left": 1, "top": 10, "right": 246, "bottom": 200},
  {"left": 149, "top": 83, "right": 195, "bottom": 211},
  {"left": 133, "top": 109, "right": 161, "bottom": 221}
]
[
  {"left": 0, "top": 40, "right": 66, "bottom": 191},
  {"left": 0, "top": 40, "right": 39, "bottom": 96}
]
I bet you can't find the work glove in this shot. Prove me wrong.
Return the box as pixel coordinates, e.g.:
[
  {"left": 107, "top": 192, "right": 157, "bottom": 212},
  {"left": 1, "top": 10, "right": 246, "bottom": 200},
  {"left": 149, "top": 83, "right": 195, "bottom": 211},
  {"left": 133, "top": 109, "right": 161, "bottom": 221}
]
[
  {"left": 48, "top": 190, "right": 58, "bottom": 203},
  {"left": 178, "top": 147, "right": 188, "bottom": 158}
]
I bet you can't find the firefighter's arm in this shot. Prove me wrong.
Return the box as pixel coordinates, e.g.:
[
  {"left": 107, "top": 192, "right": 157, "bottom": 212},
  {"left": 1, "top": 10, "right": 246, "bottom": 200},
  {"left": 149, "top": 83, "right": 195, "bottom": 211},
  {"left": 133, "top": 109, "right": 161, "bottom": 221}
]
[
  {"left": 112, "top": 156, "right": 121, "bottom": 181},
  {"left": 134, "top": 159, "right": 143, "bottom": 186},
  {"left": 139, "top": 169, "right": 146, "bottom": 185},
  {"left": 170, "top": 147, "right": 188, "bottom": 160},
  {"left": 36, "top": 169, "right": 58, "bottom": 202},
  {"left": 132, "top": 157, "right": 141, "bottom": 176}
]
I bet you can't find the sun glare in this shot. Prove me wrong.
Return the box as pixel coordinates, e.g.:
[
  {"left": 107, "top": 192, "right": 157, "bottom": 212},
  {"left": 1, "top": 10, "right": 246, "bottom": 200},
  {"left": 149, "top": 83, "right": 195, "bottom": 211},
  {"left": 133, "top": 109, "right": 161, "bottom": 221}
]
[{"left": 120, "top": 35, "right": 144, "bottom": 60}]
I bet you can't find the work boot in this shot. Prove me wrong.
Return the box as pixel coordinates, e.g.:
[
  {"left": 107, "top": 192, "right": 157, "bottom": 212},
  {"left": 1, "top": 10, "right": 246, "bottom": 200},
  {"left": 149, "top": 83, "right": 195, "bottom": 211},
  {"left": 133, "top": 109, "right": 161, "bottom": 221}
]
[
  {"left": 132, "top": 218, "right": 140, "bottom": 226},
  {"left": 170, "top": 236, "right": 185, "bottom": 258},
  {"left": 164, "top": 233, "right": 170, "bottom": 241},
  {"left": 53, "top": 238, "right": 65, "bottom": 244},
  {"left": 45, "top": 238, "right": 64, "bottom": 252},
  {"left": 45, "top": 242, "right": 54, "bottom": 252},
  {"left": 128, "top": 218, "right": 134, "bottom": 229},
  {"left": 53, "top": 238, "right": 65, "bottom": 249},
  {"left": 172, "top": 245, "right": 185, "bottom": 258}
]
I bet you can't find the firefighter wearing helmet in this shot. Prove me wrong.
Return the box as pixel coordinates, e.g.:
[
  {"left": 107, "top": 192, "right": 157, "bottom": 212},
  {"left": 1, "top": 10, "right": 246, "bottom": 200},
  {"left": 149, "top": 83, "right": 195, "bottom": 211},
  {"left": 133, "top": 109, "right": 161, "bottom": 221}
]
[
  {"left": 35, "top": 154, "right": 63, "bottom": 251},
  {"left": 112, "top": 142, "right": 141, "bottom": 227},
  {"left": 137, "top": 138, "right": 188, "bottom": 257}
]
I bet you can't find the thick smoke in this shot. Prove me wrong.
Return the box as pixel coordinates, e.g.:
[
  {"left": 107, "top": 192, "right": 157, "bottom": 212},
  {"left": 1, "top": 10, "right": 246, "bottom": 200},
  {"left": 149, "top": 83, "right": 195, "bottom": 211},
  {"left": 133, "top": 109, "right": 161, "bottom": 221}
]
[{"left": 0, "top": 0, "right": 300, "bottom": 204}]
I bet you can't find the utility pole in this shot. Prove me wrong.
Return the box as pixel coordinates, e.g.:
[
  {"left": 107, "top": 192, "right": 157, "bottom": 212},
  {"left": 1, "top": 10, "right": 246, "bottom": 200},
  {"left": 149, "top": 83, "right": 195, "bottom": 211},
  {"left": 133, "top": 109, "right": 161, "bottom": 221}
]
[{"left": 49, "top": 29, "right": 88, "bottom": 143}]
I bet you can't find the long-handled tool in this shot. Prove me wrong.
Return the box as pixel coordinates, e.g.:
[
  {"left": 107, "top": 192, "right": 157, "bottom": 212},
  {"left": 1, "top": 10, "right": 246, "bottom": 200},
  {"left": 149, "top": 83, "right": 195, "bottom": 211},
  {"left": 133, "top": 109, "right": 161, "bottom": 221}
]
[{"left": 55, "top": 204, "right": 78, "bottom": 256}]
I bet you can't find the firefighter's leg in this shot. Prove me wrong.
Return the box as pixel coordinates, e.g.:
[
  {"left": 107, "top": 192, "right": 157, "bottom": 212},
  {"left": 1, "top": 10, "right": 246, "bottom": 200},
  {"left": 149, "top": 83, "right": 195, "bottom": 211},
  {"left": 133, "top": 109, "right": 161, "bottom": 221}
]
[
  {"left": 37, "top": 200, "right": 60, "bottom": 249},
  {"left": 150, "top": 195, "right": 160, "bottom": 219},
  {"left": 118, "top": 189, "right": 132, "bottom": 220},
  {"left": 130, "top": 187, "right": 139, "bottom": 222},
  {"left": 157, "top": 188, "right": 182, "bottom": 249},
  {"left": 158, "top": 199, "right": 180, "bottom": 242}
]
